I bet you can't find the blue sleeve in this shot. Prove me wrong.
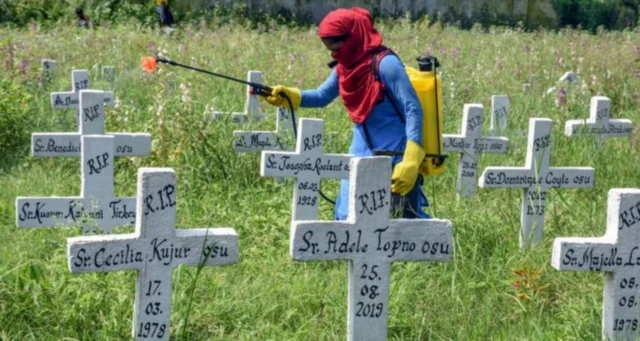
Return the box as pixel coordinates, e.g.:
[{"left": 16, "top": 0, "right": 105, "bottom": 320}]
[
  {"left": 379, "top": 55, "right": 423, "bottom": 146},
  {"left": 300, "top": 69, "right": 339, "bottom": 108}
]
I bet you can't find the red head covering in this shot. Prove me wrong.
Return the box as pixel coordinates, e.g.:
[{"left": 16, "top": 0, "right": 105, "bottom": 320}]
[{"left": 318, "top": 7, "right": 386, "bottom": 124}]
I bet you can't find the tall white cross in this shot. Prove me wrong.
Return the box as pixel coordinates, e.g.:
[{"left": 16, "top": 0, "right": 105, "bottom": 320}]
[
  {"left": 50, "top": 70, "right": 114, "bottom": 126},
  {"left": 291, "top": 156, "right": 453, "bottom": 341},
  {"left": 17, "top": 135, "right": 136, "bottom": 234},
  {"left": 204, "top": 70, "right": 264, "bottom": 123},
  {"left": 552, "top": 189, "right": 640, "bottom": 341},
  {"left": 260, "top": 118, "right": 351, "bottom": 220},
  {"left": 489, "top": 95, "right": 509, "bottom": 133},
  {"left": 67, "top": 168, "right": 239, "bottom": 340},
  {"left": 443, "top": 104, "right": 509, "bottom": 198},
  {"left": 565, "top": 96, "right": 632, "bottom": 137},
  {"left": 479, "top": 118, "right": 595, "bottom": 249},
  {"left": 233, "top": 107, "right": 295, "bottom": 153},
  {"left": 33, "top": 90, "right": 151, "bottom": 157}
]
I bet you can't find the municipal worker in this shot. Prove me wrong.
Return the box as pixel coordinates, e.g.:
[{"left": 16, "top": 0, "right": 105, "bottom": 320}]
[{"left": 261, "top": 7, "right": 430, "bottom": 220}]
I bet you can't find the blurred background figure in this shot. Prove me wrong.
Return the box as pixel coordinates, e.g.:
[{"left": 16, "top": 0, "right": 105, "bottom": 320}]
[
  {"left": 154, "top": 0, "right": 175, "bottom": 34},
  {"left": 75, "top": 8, "right": 92, "bottom": 29}
]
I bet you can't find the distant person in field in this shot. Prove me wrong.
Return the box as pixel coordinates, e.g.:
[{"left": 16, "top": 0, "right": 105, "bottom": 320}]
[
  {"left": 261, "top": 7, "right": 430, "bottom": 220},
  {"left": 154, "top": 0, "right": 174, "bottom": 29},
  {"left": 75, "top": 8, "right": 92, "bottom": 29}
]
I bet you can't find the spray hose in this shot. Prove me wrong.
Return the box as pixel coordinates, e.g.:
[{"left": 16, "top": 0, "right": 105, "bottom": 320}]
[{"left": 143, "top": 55, "right": 337, "bottom": 205}]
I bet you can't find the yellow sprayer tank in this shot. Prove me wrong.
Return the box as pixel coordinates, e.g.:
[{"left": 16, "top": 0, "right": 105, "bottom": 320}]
[{"left": 405, "top": 56, "right": 445, "bottom": 176}]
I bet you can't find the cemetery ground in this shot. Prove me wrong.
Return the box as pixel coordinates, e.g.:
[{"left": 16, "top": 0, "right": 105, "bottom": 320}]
[{"left": 1, "top": 21, "right": 640, "bottom": 340}]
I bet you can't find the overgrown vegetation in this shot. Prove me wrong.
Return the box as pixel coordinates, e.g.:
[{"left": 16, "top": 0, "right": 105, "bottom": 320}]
[
  {"left": 1, "top": 0, "right": 639, "bottom": 32},
  {"left": 1, "top": 18, "right": 640, "bottom": 339}
]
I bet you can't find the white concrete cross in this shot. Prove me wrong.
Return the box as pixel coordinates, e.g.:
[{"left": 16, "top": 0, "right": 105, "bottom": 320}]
[
  {"left": 233, "top": 107, "right": 295, "bottom": 153},
  {"left": 17, "top": 135, "right": 136, "bottom": 234},
  {"left": 102, "top": 66, "right": 116, "bottom": 87},
  {"left": 67, "top": 168, "right": 239, "bottom": 340},
  {"left": 204, "top": 71, "right": 264, "bottom": 123},
  {"left": 40, "top": 59, "right": 57, "bottom": 86},
  {"left": 50, "top": 70, "right": 114, "bottom": 125},
  {"left": 489, "top": 95, "right": 510, "bottom": 133},
  {"left": 32, "top": 90, "right": 151, "bottom": 157},
  {"left": 443, "top": 104, "right": 509, "bottom": 198},
  {"left": 565, "top": 96, "right": 632, "bottom": 138},
  {"left": 260, "top": 118, "right": 351, "bottom": 220},
  {"left": 479, "top": 118, "right": 595, "bottom": 249},
  {"left": 552, "top": 189, "right": 640, "bottom": 341},
  {"left": 291, "top": 156, "right": 453, "bottom": 341}
]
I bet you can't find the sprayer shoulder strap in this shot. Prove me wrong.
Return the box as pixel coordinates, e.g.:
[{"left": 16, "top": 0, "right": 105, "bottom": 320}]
[{"left": 372, "top": 50, "right": 406, "bottom": 125}]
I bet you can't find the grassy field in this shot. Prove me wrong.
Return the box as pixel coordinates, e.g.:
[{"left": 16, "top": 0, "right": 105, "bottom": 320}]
[{"left": 1, "top": 19, "right": 640, "bottom": 340}]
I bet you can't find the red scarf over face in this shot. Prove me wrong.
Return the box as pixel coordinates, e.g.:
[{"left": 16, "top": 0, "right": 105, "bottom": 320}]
[{"left": 318, "top": 7, "right": 385, "bottom": 124}]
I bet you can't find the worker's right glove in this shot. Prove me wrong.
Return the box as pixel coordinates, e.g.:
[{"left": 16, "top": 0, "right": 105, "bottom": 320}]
[
  {"left": 391, "top": 140, "right": 426, "bottom": 196},
  {"left": 259, "top": 85, "right": 301, "bottom": 111}
]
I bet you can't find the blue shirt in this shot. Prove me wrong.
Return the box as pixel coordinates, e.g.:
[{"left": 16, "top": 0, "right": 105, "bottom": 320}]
[
  {"left": 299, "top": 53, "right": 429, "bottom": 220},
  {"left": 300, "top": 54, "right": 423, "bottom": 162}
]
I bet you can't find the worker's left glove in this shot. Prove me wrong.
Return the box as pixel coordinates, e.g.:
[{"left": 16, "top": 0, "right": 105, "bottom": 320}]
[
  {"left": 259, "top": 85, "right": 301, "bottom": 111},
  {"left": 391, "top": 140, "right": 426, "bottom": 196}
]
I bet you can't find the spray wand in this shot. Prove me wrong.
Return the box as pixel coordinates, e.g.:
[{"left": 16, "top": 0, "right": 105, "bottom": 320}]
[{"left": 140, "top": 55, "right": 338, "bottom": 203}]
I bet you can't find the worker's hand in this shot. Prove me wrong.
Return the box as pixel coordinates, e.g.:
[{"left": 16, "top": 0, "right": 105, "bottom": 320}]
[
  {"left": 259, "top": 85, "right": 301, "bottom": 111},
  {"left": 391, "top": 140, "right": 426, "bottom": 196}
]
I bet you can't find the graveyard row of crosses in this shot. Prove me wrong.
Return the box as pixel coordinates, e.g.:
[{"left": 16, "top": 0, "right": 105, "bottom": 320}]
[{"left": 17, "top": 64, "right": 638, "bottom": 340}]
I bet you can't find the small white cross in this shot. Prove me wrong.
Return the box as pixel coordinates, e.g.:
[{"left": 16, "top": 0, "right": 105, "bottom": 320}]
[
  {"left": 479, "top": 118, "right": 595, "bottom": 249},
  {"left": 50, "top": 70, "right": 114, "bottom": 126},
  {"left": 67, "top": 168, "right": 239, "bottom": 340},
  {"left": 32, "top": 90, "right": 151, "bottom": 157},
  {"left": 204, "top": 70, "right": 265, "bottom": 123},
  {"left": 565, "top": 96, "right": 632, "bottom": 137},
  {"left": 443, "top": 104, "right": 509, "bottom": 198},
  {"left": 261, "top": 118, "right": 351, "bottom": 220},
  {"left": 17, "top": 135, "right": 136, "bottom": 234},
  {"left": 291, "top": 156, "right": 453, "bottom": 341},
  {"left": 552, "top": 189, "right": 640, "bottom": 340},
  {"left": 233, "top": 107, "right": 295, "bottom": 153}
]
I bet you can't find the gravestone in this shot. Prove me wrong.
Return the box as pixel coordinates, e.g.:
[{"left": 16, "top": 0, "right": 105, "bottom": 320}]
[
  {"left": 33, "top": 90, "right": 151, "bottom": 157},
  {"left": 67, "top": 168, "right": 239, "bottom": 340},
  {"left": 565, "top": 96, "right": 632, "bottom": 138},
  {"left": 489, "top": 95, "right": 509, "bottom": 133},
  {"left": 560, "top": 71, "right": 579, "bottom": 83},
  {"left": 552, "top": 189, "right": 640, "bottom": 341},
  {"left": 102, "top": 66, "right": 116, "bottom": 87},
  {"left": 51, "top": 70, "right": 114, "bottom": 125},
  {"left": 17, "top": 135, "right": 136, "bottom": 234},
  {"left": 40, "top": 59, "right": 57, "bottom": 86},
  {"left": 478, "top": 118, "right": 595, "bottom": 249},
  {"left": 291, "top": 156, "right": 453, "bottom": 341},
  {"left": 234, "top": 107, "right": 295, "bottom": 153},
  {"left": 204, "top": 71, "right": 264, "bottom": 123},
  {"left": 443, "top": 104, "right": 509, "bottom": 198},
  {"left": 260, "top": 118, "right": 351, "bottom": 220}
]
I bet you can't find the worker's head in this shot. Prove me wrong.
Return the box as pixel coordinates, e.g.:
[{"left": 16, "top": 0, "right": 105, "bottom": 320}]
[
  {"left": 318, "top": 7, "right": 382, "bottom": 68},
  {"left": 75, "top": 8, "right": 85, "bottom": 19}
]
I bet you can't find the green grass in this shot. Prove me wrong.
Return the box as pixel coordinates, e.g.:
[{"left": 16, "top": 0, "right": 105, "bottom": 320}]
[{"left": 1, "top": 20, "right": 640, "bottom": 340}]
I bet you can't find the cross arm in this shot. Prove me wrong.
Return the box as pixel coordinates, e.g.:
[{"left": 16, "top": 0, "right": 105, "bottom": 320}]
[
  {"left": 171, "top": 228, "right": 239, "bottom": 267},
  {"left": 476, "top": 137, "right": 509, "bottom": 154},
  {"left": 378, "top": 219, "right": 453, "bottom": 262},
  {"left": 478, "top": 167, "right": 536, "bottom": 188},
  {"left": 291, "top": 221, "right": 365, "bottom": 262},
  {"left": 552, "top": 237, "right": 619, "bottom": 272},
  {"left": 442, "top": 135, "right": 467, "bottom": 153},
  {"left": 546, "top": 167, "right": 595, "bottom": 189}
]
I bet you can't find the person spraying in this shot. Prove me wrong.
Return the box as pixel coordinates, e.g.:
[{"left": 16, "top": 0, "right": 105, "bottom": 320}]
[{"left": 260, "top": 7, "right": 430, "bottom": 220}]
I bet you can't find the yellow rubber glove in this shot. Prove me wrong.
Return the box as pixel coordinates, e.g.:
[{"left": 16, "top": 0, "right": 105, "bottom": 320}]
[
  {"left": 260, "top": 85, "right": 301, "bottom": 111},
  {"left": 391, "top": 140, "right": 426, "bottom": 196}
]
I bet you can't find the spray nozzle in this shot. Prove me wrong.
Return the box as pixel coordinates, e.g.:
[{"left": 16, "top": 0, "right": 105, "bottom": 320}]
[{"left": 416, "top": 56, "right": 441, "bottom": 72}]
